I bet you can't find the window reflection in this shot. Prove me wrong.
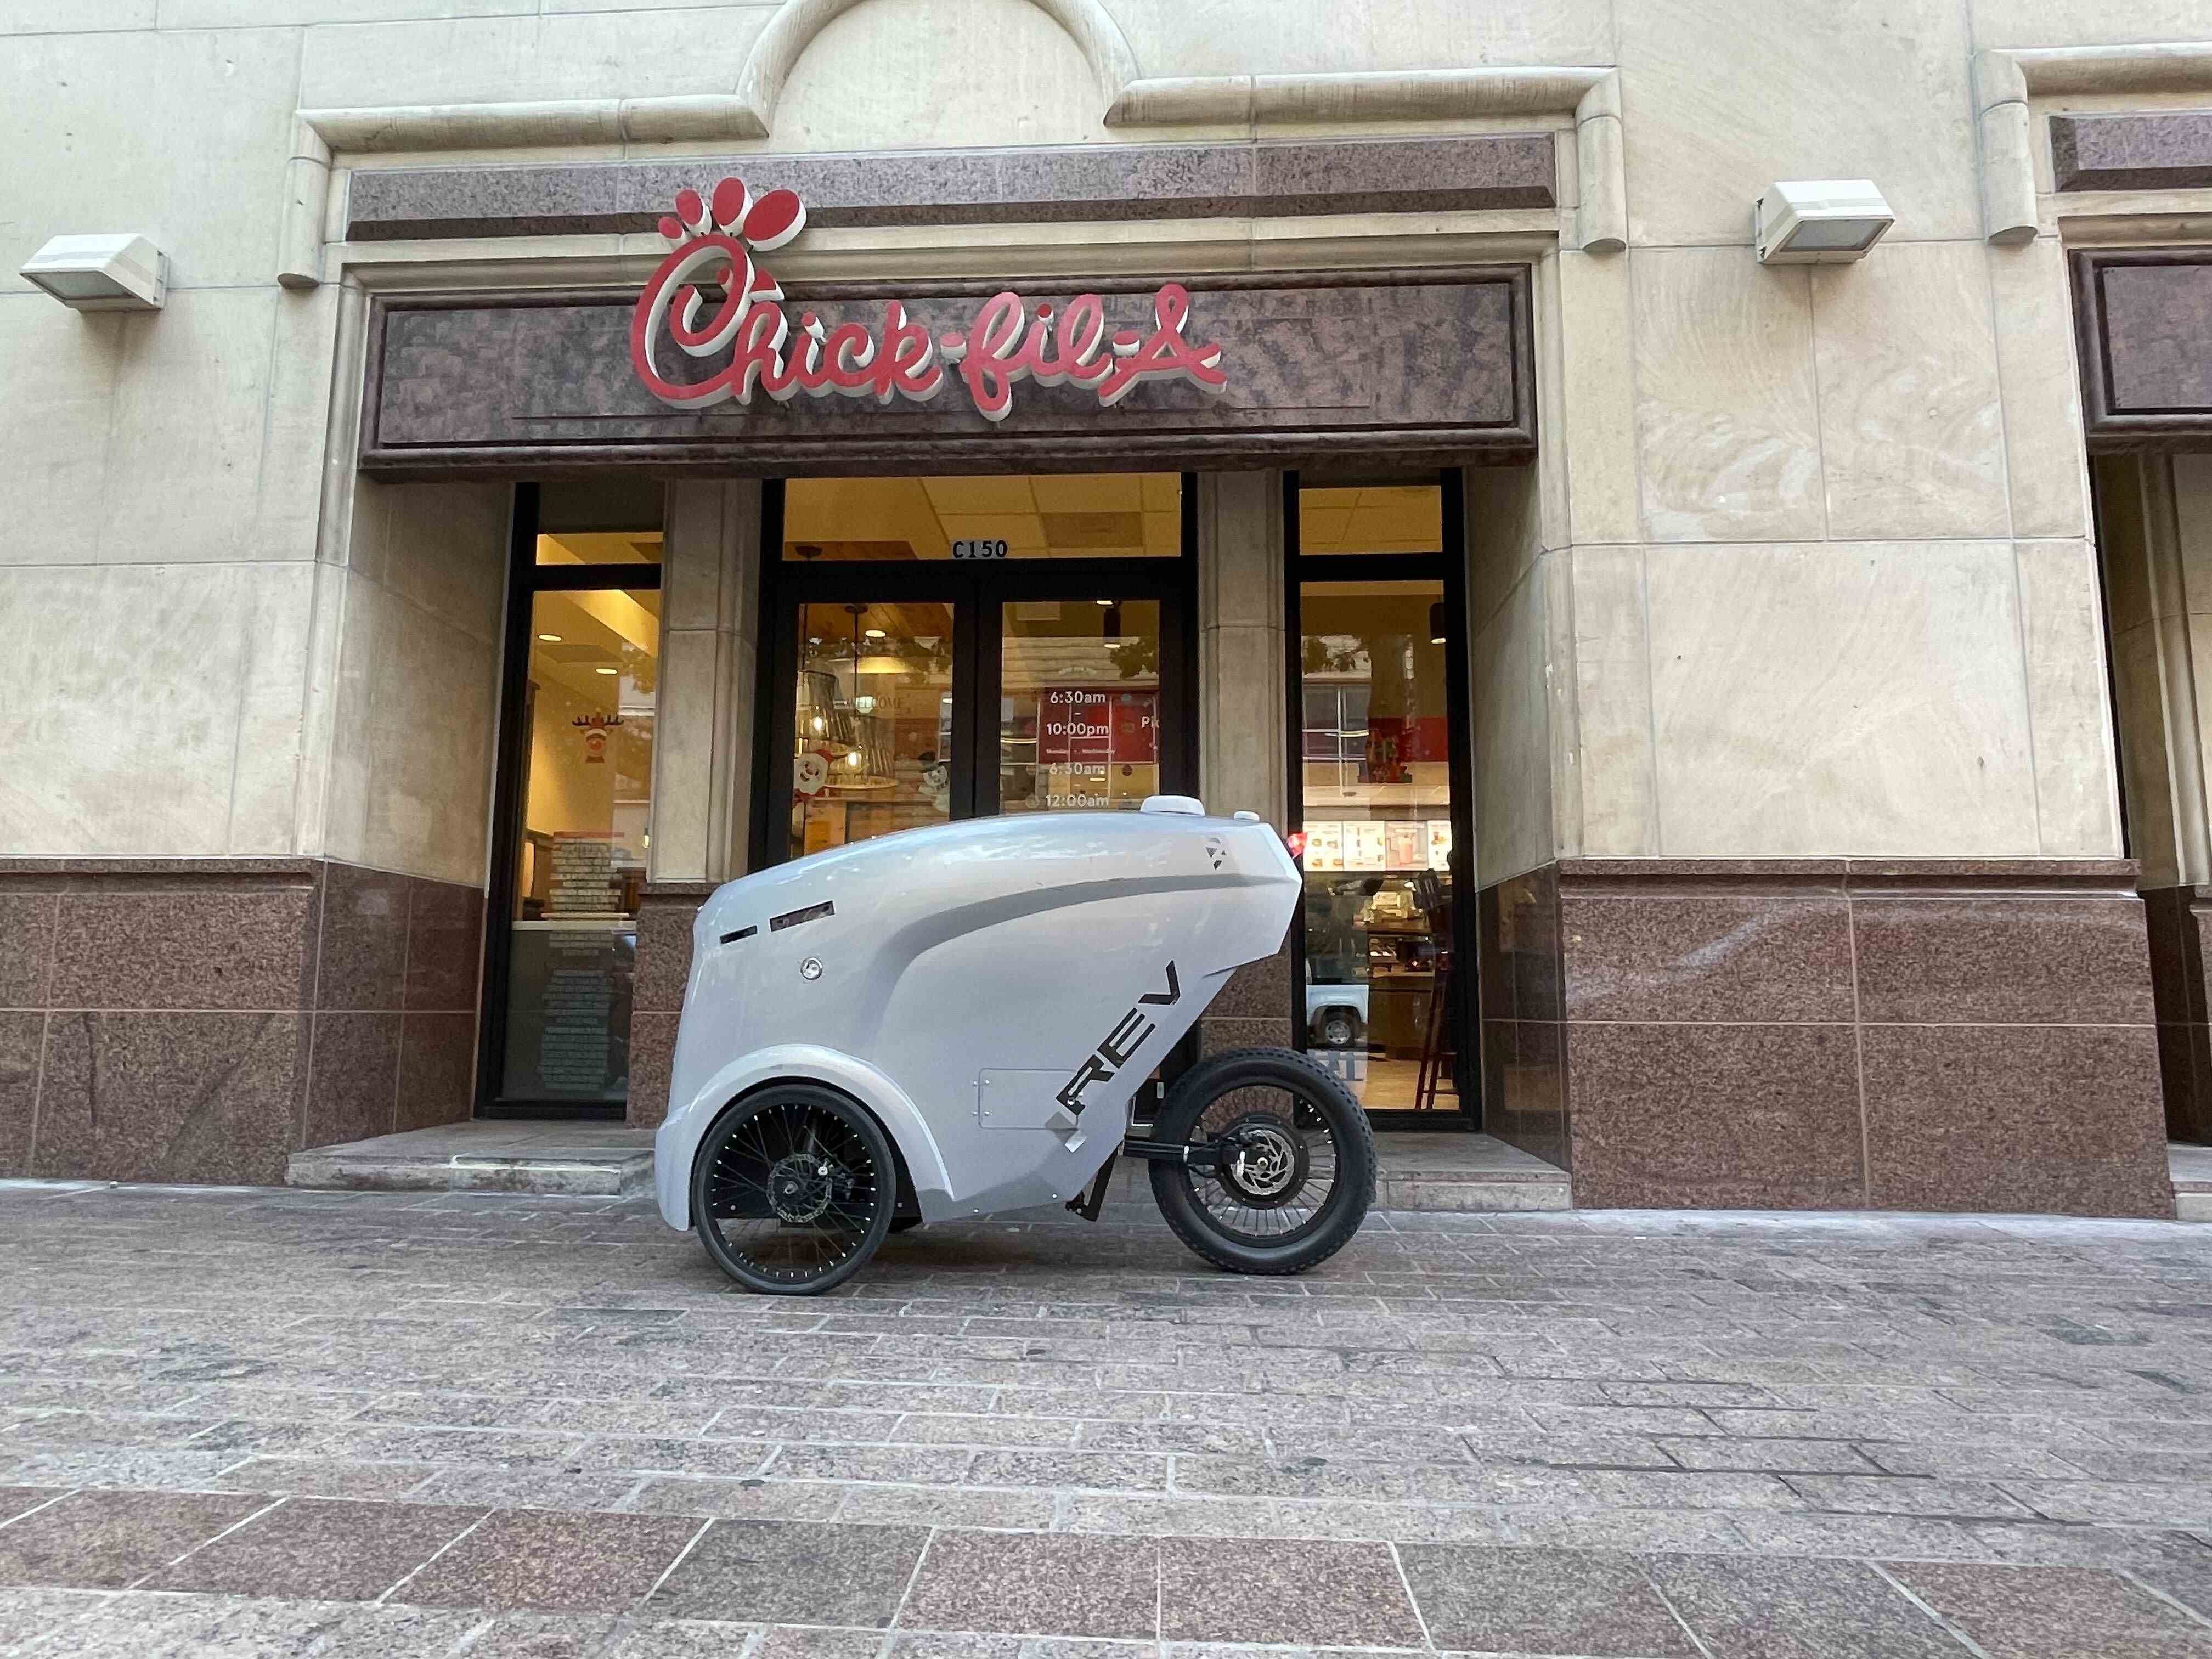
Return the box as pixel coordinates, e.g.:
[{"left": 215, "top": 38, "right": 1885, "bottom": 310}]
[
  {"left": 789, "top": 601, "right": 955, "bottom": 858},
  {"left": 1298, "top": 574, "right": 1459, "bottom": 1113}
]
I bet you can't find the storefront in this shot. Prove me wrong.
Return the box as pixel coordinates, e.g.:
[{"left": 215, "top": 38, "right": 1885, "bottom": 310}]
[
  {"left": 9, "top": 0, "right": 2212, "bottom": 1219},
  {"left": 371, "top": 202, "right": 1533, "bottom": 1128}
]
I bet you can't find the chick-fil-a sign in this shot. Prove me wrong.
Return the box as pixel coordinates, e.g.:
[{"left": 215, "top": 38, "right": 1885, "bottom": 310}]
[{"left": 628, "top": 178, "right": 1229, "bottom": 422}]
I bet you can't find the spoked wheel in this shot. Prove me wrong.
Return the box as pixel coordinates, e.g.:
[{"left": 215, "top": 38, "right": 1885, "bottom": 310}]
[
  {"left": 1148, "top": 1047, "right": 1376, "bottom": 1275},
  {"left": 690, "top": 1084, "right": 895, "bottom": 1295}
]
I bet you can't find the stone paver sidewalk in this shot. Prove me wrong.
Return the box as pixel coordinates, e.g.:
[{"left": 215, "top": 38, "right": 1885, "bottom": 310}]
[{"left": 3, "top": 1183, "right": 2212, "bottom": 1655}]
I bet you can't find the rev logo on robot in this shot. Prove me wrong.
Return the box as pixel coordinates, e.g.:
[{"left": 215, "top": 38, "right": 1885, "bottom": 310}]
[
  {"left": 629, "top": 177, "right": 1229, "bottom": 421},
  {"left": 1056, "top": 961, "right": 1181, "bottom": 1116}
]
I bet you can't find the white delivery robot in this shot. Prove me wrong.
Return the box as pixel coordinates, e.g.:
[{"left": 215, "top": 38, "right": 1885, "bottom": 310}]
[{"left": 655, "top": 797, "right": 1376, "bottom": 1294}]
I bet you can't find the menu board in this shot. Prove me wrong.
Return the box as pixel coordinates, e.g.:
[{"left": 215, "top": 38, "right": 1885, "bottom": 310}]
[
  {"left": 1301, "top": 819, "right": 1453, "bottom": 873},
  {"left": 546, "top": 832, "right": 623, "bottom": 915},
  {"left": 1305, "top": 820, "right": 1344, "bottom": 871}
]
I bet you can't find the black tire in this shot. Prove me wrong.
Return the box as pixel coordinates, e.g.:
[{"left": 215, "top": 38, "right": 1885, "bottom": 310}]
[
  {"left": 1148, "top": 1047, "right": 1375, "bottom": 1276},
  {"left": 691, "top": 1083, "right": 896, "bottom": 1296}
]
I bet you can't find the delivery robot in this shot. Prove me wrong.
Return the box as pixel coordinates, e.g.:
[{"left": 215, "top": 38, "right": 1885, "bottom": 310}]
[{"left": 654, "top": 796, "right": 1377, "bottom": 1294}]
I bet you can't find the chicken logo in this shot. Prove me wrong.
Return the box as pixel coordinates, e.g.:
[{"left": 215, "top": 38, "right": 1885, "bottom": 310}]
[{"left": 629, "top": 178, "right": 808, "bottom": 410}]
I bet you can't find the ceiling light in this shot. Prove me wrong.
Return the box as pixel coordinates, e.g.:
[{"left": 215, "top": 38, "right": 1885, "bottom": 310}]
[
  {"left": 1754, "top": 179, "right": 1894, "bottom": 264},
  {"left": 538, "top": 633, "right": 563, "bottom": 642},
  {"left": 864, "top": 628, "right": 887, "bottom": 640},
  {"left": 19, "top": 233, "right": 167, "bottom": 311},
  {"left": 1428, "top": 601, "right": 1447, "bottom": 645},
  {"left": 595, "top": 666, "right": 618, "bottom": 676},
  {"left": 847, "top": 750, "right": 862, "bottom": 768},
  {"left": 1096, "top": 598, "right": 1114, "bottom": 607}
]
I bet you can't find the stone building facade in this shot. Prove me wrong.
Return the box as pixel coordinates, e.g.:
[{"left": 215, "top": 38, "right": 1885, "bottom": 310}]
[{"left": 4, "top": 0, "right": 2211, "bottom": 1214}]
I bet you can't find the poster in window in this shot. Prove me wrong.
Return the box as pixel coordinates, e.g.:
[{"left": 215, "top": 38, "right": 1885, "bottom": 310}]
[
  {"left": 1306, "top": 820, "right": 1343, "bottom": 871},
  {"left": 1384, "top": 820, "right": 1423, "bottom": 870},
  {"left": 1427, "top": 819, "right": 1453, "bottom": 871},
  {"left": 1346, "top": 821, "right": 1387, "bottom": 871}
]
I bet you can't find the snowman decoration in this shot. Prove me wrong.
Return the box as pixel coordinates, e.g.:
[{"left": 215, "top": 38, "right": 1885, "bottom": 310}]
[{"left": 916, "top": 750, "right": 951, "bottom": 814}]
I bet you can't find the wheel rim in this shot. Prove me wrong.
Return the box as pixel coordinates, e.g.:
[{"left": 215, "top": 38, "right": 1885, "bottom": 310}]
[
  {"left": 1176, "top": 1082, "right": 1341, "bottom": 1246},
  {"left": 699, "top": 1096, "right": 885, "bottom": 1287},
  {"left": 1321, "top": 1015, "right": 1352, "bottom": 1046}
]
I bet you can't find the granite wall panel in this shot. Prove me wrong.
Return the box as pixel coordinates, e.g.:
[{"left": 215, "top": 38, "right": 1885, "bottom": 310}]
[
  {"left": 1479, "top": 859, "right": 2174, "bottom": 1216},
  {"left": 629, "top": 882, "right": 713, "bottom": 1129},
  {"left": 345, "top": 135, "right": 1559, "bottom": 242},
  {"left": 0, "top": 859, "right": 486, "bottom": 1184},
  {"left": 0, "top": 1013, "right": 42, "bottom": 1180},
  {"left": 2072, "top": 249, "right": 2212, "bottom": 450},
  {"left": 36, "top": 1011, "right": 310, "bottom": 1187},
  {"left": 2052, "top": 112, "right": 2212, "bottom": 195}
]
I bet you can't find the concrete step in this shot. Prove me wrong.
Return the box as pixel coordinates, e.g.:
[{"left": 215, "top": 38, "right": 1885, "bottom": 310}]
[
  {"left": 285, "top": 1122, "right": 1571, "bottom": 1210},
  {"left": 285, "top": 1123, "right": 654, "bottom": 1197}
]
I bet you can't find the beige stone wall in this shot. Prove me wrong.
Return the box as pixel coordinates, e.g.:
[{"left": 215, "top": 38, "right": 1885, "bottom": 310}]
[
  {"left": 317, "top": 480, "right": 509, "bottom": 888},
  {"left": 6, "top": 0, "right": 2210, "bottom": 871}
]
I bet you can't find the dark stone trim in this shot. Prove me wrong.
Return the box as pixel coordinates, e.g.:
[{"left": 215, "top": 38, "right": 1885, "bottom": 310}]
[
  {"left": 343, "top": 134, "right": 1557, "bottom": 242},
  {"left": 2070, "top": 246, "right": 2212, "bottom": 451},
  {"left": 1478, "top": 859, "right": 2172, "bottom": 1217},
  {"left": 359, "top": 265, "right": 1538, "bottom": 477},
  {"left": 2052, "top": 111, "right": 2212, "bottom": 193},
  {"left": 0, "top": 858, "right": 484, "bottom": 1185}
]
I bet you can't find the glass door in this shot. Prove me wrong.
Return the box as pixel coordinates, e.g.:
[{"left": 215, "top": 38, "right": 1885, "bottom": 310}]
[
  {"left": 788, "top": 599, "right": 959, "bottom": 859},
  {"left": 1288, "top": 476, "right": 1476, "bottom": 1120},
  {"left": 997, "top": 599, "right": 1163, "bottom": 815},
  {"left": 760, "top": 473, "right": 1194, "bottom": 866},
  {"left": 483, "top": 482, "right": 665, "bottom": 1117}
]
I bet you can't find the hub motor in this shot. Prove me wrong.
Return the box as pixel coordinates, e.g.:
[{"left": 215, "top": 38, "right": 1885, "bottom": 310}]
[
  {"left": 1215, "top": 1113, "right": 1309, "bottom": 1207},
  {"left": 768, "top": 1153, "right": 837, "bottom": 1224}
]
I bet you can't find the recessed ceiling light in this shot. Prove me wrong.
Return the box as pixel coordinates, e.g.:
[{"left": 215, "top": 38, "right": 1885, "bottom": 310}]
[
  {"left": 864, "top": 628, "right": 887, "bottom": 640},
  {"left": 1096, "top": 598, "right": 1114, "bottom": 607},
  {"left": 538, "top": 633, "right": 562, "bottom": 642},
  {"left": 595, "top": 666, "right": 618, "bottom": 676}
]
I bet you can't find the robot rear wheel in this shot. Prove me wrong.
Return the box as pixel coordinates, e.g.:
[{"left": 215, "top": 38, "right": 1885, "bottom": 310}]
[
  {"left": 690, "top": 1083, "right": 896, "bottom": 1295},
  {"left": 1146, "top": 1047, "right": 1376, "bottom": 1276}
]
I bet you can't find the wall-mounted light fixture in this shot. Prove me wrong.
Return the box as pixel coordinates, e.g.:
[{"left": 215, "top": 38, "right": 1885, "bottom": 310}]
[
  {"left": 1754, "top": 180, "right": 1894, "bottom": 264},
  {"left": 19, "top": 233, "right": 167, "bottom": 311}
]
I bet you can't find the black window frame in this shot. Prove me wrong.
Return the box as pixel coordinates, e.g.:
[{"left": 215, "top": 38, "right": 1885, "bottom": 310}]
[
  {"left": 1283, "top": 468, "right": 1480, "bottom": 1128},
  {"left": 477, "top": 481, "right": 668, "bottom": 1121}
]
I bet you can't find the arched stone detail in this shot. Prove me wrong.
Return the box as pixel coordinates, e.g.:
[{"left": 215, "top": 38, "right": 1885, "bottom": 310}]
[{"left": 735, "top": 0, "right": 1140, "bottom": 129}]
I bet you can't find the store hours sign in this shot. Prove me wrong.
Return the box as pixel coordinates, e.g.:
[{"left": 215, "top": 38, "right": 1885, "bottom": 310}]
[{"left": 629, "top": 177, "right": 1231, "bottom": 421}]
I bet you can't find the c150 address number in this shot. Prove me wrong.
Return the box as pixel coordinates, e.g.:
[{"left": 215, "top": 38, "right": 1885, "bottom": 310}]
[{"left": 951, "top": 539, "right": 1010, "bottom": 560}]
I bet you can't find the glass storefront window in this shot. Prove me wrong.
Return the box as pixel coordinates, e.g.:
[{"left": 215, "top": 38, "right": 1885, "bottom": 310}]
[
  {"left": 492, "top": 487, "right": 663, "bottom": 1111},
  {"left": 783, "top": 473, "right": 1181, "bottom": 560},
  {"left": 789, "top": 600, "right": 956, "bottom": 859},
  {"left": 1295, "top": 484, "right": 1444, "bottom": 556},
  {"left": 1000, "top": 599, "right": 1162, "bottom": 812},
  {"left": 1293, "top": 475, "right": 1463, "bottom": 1116}
]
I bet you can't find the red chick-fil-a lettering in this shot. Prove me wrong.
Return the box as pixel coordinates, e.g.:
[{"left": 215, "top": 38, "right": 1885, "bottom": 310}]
[{"left": 628, "top": 180, "right": 1229, "bottom": 421}]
